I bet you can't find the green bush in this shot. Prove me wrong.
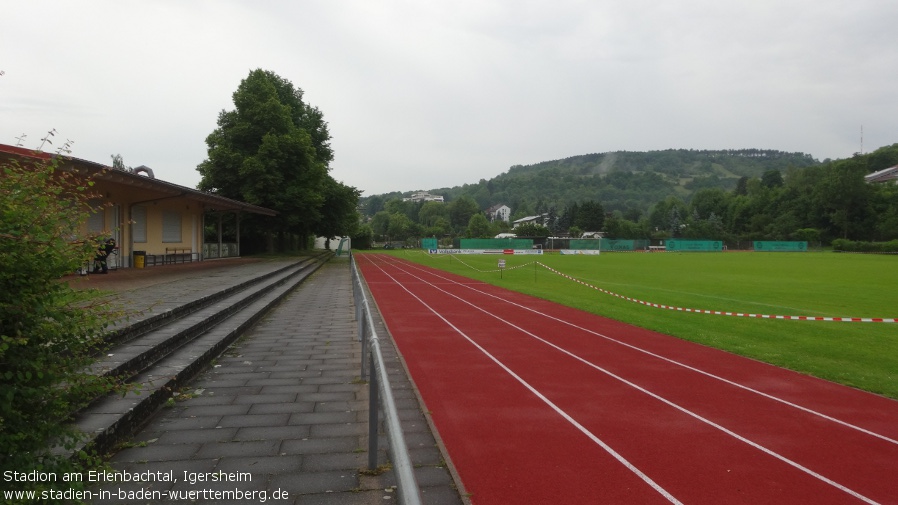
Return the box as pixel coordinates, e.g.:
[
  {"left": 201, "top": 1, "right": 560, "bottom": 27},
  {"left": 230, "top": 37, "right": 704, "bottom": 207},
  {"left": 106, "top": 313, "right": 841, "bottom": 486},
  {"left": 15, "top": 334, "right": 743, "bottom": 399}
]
[
  {"left": 832, "top": 238, "right": 898, "bottom": 253},
  {"left": 351, "top": 223, "right": 374, "bottom": 250},
  {"left": 1, "top": 156, "right": 119, "bottom": 502}
]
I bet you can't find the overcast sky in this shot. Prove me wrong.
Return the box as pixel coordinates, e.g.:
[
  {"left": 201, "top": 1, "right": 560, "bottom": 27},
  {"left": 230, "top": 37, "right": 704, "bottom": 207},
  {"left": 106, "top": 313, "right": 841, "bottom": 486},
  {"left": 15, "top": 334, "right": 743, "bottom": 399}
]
[{"left": 3, "top": 1, "right": 897, "bottom": 196}]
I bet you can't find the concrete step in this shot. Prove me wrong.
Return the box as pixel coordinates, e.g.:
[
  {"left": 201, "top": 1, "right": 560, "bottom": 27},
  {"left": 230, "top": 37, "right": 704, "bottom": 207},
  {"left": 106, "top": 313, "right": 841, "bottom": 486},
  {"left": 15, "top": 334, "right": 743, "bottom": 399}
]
[
  {"left": 100, "top": 253, "right": 328, "bottom": 347},
  {"left": 91, "top": 258, "right": 317, "bottom": 380},
  {"left": 63, "top": 253, "right": 331, "bottom": 457}
]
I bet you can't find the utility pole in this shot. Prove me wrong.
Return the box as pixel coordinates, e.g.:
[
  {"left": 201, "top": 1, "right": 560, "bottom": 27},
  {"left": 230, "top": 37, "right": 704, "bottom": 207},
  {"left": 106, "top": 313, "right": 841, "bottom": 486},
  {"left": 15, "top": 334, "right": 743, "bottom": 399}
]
[{"left": 861, "top": 125, "right": 864, "bottom": 155}]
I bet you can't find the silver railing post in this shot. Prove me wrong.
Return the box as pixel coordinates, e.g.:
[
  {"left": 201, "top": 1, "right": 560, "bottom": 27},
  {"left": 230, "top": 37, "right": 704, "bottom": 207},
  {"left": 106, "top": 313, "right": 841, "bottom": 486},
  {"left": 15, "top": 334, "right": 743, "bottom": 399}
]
[
  {"left": 368, "top": 349, "right": 379, "bottom": 470},
  {"left": 360, "top": 306, "right": 368, "bottom": 380},
  {"left": 349, "top": 252, "right": 423, "bottom": 505}
]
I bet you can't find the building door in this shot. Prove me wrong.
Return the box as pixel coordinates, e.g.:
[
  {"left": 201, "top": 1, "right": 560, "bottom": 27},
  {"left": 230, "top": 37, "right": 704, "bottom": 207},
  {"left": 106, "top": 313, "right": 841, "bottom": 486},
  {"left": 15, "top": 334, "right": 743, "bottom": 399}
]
[{"left": 110, "top": 205, "right": 121, "bottom": 268}]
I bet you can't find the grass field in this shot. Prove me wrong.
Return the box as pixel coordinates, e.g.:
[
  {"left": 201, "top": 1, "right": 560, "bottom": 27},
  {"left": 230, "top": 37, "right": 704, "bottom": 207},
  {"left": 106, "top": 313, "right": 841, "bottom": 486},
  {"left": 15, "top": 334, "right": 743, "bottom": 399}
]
[{"left": 374, "top": 250, "right": 898, "bottom": 400}]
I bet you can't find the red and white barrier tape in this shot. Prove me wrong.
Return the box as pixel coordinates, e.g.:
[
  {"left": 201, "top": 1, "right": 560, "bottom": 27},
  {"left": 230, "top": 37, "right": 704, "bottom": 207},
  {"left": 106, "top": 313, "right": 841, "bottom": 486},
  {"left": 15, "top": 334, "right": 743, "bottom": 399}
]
[
  {"left": 536, "top": 262, "right": 897, "bottom": 323},
  {"left": 450, "top": 254, "right": 536, "bottom": 273}
]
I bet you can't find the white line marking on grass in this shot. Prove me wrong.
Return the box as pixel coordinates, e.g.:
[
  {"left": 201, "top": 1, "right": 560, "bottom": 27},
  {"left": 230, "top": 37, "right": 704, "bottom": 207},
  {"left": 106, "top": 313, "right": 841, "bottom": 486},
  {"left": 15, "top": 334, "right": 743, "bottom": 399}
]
[
  {"left": 365, "top": 257, "right": 684, "bottom": 505},
  {"left": 371, "top": 256, "right": 883, "bottom": 505}
]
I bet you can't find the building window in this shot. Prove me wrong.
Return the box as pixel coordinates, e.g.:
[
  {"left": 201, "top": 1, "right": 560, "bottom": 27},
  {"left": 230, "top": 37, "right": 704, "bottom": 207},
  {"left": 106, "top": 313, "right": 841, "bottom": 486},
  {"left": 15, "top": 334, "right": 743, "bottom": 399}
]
[
  {"left": 132, "top": 206, "right": 147, "bottom": 243},
  {"left": 87, "top": 200, "right": 104, "bottom": 233},
  {"left": 162, "top": 211, "right": 182, "bottom": 243}
]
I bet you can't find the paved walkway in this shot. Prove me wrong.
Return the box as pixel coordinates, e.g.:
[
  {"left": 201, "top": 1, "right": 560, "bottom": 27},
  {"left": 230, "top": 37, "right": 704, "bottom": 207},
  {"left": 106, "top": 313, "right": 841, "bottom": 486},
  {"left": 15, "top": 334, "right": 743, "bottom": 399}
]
[{"left": 85, "top": 257, "right": 464, "bottom": 504}]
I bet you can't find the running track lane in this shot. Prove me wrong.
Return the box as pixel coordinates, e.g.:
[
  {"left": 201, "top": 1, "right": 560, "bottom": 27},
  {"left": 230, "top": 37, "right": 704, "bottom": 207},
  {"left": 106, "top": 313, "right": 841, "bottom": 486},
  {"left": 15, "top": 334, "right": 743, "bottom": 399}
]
[{"left": 356, "top": 254, "right": 898, "bottom": 505}]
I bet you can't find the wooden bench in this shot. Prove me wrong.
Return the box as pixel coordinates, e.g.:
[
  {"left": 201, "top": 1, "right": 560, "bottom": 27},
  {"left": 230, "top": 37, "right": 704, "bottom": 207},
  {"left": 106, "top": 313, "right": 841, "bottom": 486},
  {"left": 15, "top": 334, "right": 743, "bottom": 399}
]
[{"left": 164, "top": 247, "right": 195, "bottom": 264}]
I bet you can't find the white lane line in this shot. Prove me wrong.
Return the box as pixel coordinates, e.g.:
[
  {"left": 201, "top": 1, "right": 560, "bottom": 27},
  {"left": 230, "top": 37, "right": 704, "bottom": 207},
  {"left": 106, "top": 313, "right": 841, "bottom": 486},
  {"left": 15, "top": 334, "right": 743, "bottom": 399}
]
[
  {"left": 391, "top": 256, "right": 898, "bottom": 447},
  {"left": 366, "top": 258, "right": 684, "bottom": 505},
  {"left": 372, "top": 257, "right": 881, "bottom": 505}
]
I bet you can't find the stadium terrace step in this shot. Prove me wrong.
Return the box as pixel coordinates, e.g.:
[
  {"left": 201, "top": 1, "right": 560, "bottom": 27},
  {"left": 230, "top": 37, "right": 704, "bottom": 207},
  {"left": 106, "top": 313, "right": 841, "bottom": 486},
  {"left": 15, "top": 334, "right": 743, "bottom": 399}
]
[
  {"left": 99, "top": 253, "right": 328, "bottom": 347},
  {"left": 63, "top": 252, "right": 332, "bottom": 457}
]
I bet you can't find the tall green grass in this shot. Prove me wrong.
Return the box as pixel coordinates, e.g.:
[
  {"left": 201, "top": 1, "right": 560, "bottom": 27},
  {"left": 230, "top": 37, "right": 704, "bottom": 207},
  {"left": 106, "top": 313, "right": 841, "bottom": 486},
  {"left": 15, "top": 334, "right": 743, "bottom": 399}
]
[{"left": 380, "top": 251, "right": 898, "bottom": 399}]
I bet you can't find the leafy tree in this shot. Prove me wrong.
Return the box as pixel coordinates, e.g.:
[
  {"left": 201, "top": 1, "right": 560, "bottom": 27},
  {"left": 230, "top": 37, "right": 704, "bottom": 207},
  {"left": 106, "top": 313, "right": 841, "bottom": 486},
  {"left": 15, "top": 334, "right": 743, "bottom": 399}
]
[
  {"left": 420, "top": 224, "right": 446, "bottom": 240},
  {"left": 669, "top": 206, "right": 683, "bottom": 236},
  {"left": 761, "top": 169, "right": 784, "bottom": 188},
  {"left": 871, "top": 183, "right": 898, "bottom": 241},
  {"left": 510, "top": 201, "right": 534, "bottom": 221},
  {"left": 604, "top": 214, "right": 649, "bottom": 239},
  {"left": 602, "top": 215, "right": 625, "bottom": 238},
  {"left": 316, "top": 177, "right": 361, "bottom": 244},
  {"left": 370, "top": 211, "right": 391, "bottom": 242},
  {"left": 448, "top": 195, "right": 480, "bottom": 232},
  {"left": 420, "top": 209, "right": 452, "bottom": 238},
  {"left": 491, "top": 217, "right": 512, "bottom": 235},
  {"left": 559, "top": 202, "right": 579, "bottom": 232},
  {"left": 1, "top": 156, "right": 120, "bottom": 502},
  {"left": 466, "top": 213, "right": 492, "bottom": 238},
  {"left": 623, "top": 206, "right": 643, "bottom": 222},
  {"left": 575, "top": 200, "right": 605, "bottom": 231},
  {"left": 351, "top": 223, "right": 374, "bottom": 249},
  {"left": 866, "top": 144, "right": 898, "bottom": 173},
  {"left": 648, "top": 196, "right": 688, "bottom": 235},
  {"left": 384, "top": 198, "right": 420, "bottom": 221},
  {"left": 197, "top": 69, "right": 335, "bottom": 251},
  {"left": 690, "top": 188, "right": 730, "bottom": 220},
  {"left": 683, "top": 211, "right": 727, "bottom": 240},
  {"left": 814, "top": 158, "right": 871, "bottom": 239},
  {"left": 734, "top": 176, "right": 749, "bottom": 196},
  {"left": 387, "top": 212, "right": 414, "bottom": 242},
  {"left": 514, "top": 222, "right": 550, "bottom": 237},
  {"left": 418, "top": 201, "right": 449, "bottom": 228},
  {"left": 366, "top": 195, "right": 386, "bottom": 216},
  {"left": 110, "top": 153, "right": 128, "bottom": 171},
  {"left": 793, "top": 228, "right": 821, "bottom": 245}
]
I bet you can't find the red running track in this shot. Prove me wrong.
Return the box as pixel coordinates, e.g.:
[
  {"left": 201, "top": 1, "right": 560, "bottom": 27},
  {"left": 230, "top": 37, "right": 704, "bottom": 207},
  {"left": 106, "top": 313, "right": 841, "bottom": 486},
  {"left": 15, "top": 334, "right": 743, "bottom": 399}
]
[{"left": 356, "top": 254, "right": 898, "bottom": 505}]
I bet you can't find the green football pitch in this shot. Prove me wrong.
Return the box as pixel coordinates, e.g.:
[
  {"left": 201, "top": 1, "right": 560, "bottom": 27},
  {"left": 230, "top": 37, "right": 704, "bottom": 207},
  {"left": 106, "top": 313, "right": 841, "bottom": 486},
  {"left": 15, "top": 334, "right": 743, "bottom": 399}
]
[{"left": 377, "top": 250, "right": 898, "bottom": 400}]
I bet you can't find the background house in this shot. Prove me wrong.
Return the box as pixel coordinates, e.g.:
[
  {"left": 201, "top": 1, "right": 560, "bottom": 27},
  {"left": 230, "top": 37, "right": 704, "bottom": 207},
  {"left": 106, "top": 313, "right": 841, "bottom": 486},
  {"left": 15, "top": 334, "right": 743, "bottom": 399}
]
[
  {"left": 403, "top": 191, "right": 444, "bottom": 202},
  {"left": 486, "top": 203, "right": 511, "bottom": 223},
  {"left": 1, "top": 144, "right": 276, "bottom": 268},
  {"left": 864, "top": 165, "right": 898, "bottom": 184},
  {"left": 512, "top": 213, "right": 548, "bottom": 229}
]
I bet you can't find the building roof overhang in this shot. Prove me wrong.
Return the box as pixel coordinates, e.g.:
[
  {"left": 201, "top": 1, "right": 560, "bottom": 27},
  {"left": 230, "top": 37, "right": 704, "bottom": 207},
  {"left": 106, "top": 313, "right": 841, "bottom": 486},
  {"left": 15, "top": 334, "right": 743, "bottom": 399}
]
[
  {"left": 0, "top": 144, "right": 277, "bottom": 216},
  {"left": 864, "top": 165, "right": 898, "bottom": 184}
]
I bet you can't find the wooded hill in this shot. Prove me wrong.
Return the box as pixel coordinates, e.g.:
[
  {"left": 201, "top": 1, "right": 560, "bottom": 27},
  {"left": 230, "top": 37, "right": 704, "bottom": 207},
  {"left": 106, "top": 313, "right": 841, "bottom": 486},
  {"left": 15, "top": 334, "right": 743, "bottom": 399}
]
[
  {"left": 358, "top": 145, "right": 898, "bottom": 247},
  {"left": 365, "top": 149, "right": 820, "bottom": 219}
]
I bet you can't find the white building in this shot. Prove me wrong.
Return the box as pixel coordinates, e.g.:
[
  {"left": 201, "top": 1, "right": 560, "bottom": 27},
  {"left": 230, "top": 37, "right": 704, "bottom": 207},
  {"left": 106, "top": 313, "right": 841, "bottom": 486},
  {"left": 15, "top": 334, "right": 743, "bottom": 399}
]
[
  {"left": 865, "top": 165, "right": 898, "bottom": 184},
  {"left": 512, "top": 214, "right": 548, "bottom": 229},
  {"left": 403, "top": 191, "right": 445, "bottom": 203},
  {"left": 486, "top": 204, "right": 511, "bottom": 223}
]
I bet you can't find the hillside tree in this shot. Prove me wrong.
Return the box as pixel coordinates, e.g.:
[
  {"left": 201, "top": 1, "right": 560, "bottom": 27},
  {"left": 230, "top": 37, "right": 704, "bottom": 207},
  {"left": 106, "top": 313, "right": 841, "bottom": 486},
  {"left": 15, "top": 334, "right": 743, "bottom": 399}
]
[
  {"left": 370, "top": 211, "right": 391, "bottom": 242},
  {"left": 466, "top": 213, "right": 492, "bottom": 238},
  {"left": 575, "top": 200, "right": 605, "bottom": 231},
  {"left": 448, "top": 196, "right": 481, "bottom": 232}
]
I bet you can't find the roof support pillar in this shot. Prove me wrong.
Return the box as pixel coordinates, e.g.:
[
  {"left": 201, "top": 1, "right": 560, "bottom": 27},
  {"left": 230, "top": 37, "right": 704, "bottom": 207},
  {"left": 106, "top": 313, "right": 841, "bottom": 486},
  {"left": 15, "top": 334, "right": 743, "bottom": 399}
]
[{"left": 217, "top": 213, "right": 223, "bottom": 259}]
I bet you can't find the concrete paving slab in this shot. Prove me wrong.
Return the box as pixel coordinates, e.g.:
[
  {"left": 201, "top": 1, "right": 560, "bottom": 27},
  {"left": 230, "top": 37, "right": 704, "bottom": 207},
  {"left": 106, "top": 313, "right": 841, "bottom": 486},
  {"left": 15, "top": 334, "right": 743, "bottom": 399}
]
[{"left": 89, "top": 257, "right": 463, "bottom": 505}]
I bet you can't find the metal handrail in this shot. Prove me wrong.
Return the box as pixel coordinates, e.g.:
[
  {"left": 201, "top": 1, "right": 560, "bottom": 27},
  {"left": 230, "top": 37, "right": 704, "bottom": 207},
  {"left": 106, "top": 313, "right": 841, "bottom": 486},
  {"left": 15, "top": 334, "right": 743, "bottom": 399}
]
[{"left": 349, "top": 253, "right": 423, "bottom": 505}]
